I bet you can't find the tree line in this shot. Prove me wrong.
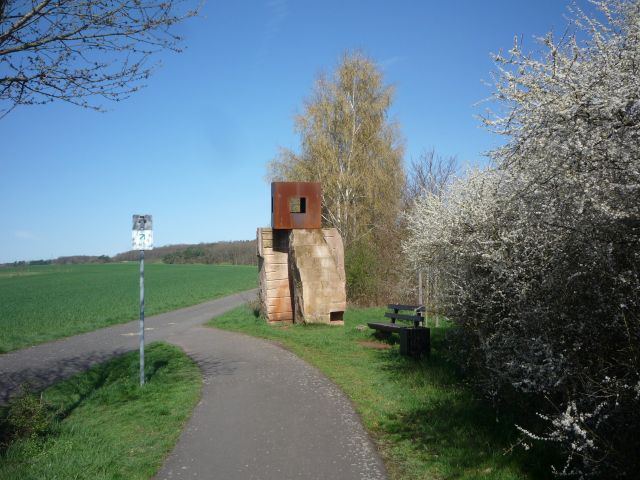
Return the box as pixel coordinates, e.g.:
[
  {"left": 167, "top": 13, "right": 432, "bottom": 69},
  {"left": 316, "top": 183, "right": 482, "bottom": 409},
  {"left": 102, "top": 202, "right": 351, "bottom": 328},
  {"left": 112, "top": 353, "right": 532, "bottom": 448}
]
[
  {"left": 113, "top": 240, "right": 257, "bottom": 265},
  {"left": 5, "top": 241, "right": 258, "bottom": 267}
]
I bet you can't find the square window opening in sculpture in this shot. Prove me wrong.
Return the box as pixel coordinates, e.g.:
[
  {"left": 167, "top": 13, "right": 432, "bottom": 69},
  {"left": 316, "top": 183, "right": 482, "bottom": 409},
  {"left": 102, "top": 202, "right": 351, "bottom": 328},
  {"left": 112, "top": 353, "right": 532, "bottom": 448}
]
[
  {"left": 330, "top": 311, "right": 344, "bottom": 322},
  {"left": 289, "top": 197, "right": 306, "bottom": 214}
]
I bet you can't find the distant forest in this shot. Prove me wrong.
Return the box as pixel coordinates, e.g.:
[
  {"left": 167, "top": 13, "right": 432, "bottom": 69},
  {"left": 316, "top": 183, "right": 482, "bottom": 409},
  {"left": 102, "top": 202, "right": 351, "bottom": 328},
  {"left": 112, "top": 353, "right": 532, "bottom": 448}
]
[
  {"left": 7, "top": 240, "right": 258, "bottom": 266},
  {"left": 115, "top": 240, "right": 257, "bottom": 265}
]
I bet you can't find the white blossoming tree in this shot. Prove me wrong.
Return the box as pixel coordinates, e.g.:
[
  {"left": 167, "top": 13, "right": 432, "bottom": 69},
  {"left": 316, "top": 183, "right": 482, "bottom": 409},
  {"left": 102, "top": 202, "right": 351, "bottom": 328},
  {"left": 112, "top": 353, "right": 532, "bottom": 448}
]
[{"left": 404, "top": 1, "right": 640, "bottom": 476}]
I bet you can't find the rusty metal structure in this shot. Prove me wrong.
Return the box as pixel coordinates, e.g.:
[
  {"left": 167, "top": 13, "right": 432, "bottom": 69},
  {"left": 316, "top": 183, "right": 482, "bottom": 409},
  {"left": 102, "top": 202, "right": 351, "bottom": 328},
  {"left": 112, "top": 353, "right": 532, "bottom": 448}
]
[
  {"left": 271, "top": 182, "right": 321, "bottom": 229},
  {"left": 257, "top": 182, "right": 346, "bottom": 325}
]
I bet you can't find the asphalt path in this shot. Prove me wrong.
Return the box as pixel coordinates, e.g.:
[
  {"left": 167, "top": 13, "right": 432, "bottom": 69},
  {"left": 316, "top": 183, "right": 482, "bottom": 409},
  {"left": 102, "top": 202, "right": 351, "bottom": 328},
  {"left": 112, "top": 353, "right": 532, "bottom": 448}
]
[
  {"left": 0, "top": 289, "right": 387, "bottom": 480},
  {"left": 0, "top": 289, "right": 259, "bottom": 404}
]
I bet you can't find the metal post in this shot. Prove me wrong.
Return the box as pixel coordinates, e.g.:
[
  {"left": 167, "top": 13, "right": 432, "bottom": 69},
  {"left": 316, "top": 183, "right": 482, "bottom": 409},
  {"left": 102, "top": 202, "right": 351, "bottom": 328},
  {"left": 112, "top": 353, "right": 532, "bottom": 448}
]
[
  {"left": 418, "top": 269, "right": 423, "bottom": 306},
  {"left": 139, "top": 250, "right": 145, "bottom": 386}
]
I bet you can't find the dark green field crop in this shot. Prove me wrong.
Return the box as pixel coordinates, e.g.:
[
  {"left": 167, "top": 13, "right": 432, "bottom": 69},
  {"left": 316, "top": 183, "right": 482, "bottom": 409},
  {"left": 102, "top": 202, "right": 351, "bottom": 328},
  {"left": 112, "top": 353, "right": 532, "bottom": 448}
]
[{"left": 0, "top": 263, "right": 257, "bottom": 352}]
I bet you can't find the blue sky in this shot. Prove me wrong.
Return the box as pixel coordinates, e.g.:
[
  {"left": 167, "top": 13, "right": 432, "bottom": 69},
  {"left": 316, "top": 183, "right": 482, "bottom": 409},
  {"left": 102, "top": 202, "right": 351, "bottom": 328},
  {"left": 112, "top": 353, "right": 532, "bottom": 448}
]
[{"left": 1, "top": 1, "right": 588, "bottom": 263}]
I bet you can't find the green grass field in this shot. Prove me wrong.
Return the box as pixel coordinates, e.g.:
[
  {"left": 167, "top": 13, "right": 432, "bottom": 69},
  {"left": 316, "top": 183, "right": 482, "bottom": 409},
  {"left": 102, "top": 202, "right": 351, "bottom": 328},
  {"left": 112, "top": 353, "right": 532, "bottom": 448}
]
[
  {"left": 0, "top": 263, "right": 257, "bottom": 352},
  {"left": 0, "top": 342, "right": 201, "bottom": 479},
  {"left": 209, "top": 307, "right": 551, "bottom": 480}
]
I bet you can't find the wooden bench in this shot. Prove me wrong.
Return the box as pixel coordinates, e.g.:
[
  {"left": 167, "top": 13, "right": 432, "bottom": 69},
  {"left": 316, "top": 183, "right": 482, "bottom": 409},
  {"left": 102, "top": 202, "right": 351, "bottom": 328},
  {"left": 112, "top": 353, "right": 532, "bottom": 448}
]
[{"left": 368, "top": 304, "right": 430, "bottom": 358}]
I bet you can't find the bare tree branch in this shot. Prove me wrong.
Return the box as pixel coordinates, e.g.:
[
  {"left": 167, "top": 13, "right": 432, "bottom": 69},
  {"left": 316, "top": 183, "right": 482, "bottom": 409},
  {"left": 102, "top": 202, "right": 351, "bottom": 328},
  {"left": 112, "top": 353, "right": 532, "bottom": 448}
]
[
  {"left": 0, "top": 0, "right": 198, "bottom": 117},
  {"left": 404, "top": 148, "right": 457, "bottom": 204}
]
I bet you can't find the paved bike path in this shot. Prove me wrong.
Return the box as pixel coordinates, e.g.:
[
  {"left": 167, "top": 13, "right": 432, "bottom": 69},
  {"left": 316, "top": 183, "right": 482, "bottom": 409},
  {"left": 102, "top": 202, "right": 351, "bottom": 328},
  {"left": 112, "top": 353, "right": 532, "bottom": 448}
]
[
  {"left": 0, "top": 289, "right": 387, "bottom": 479},
  {"left": 0, "top": 289, "right": 258, "bottom": 404},
  {"left": 156, "top": 326, "right": 386, "bottom": 479}
]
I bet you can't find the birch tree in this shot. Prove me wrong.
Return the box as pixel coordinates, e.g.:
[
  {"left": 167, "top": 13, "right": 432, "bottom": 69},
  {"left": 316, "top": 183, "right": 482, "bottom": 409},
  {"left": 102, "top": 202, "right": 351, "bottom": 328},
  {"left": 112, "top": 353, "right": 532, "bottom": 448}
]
[
  {"left": 268, "top": 51, "right": 404, "bottom": 250},
  {"left": 268, "top": 51, "right": 405, "bottom": 303}
]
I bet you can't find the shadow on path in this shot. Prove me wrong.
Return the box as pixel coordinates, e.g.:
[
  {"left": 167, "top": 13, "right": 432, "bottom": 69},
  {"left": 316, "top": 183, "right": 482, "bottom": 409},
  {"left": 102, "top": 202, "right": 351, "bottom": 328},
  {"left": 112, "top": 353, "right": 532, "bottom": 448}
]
[
  {"left": 0, "top": 289, "right": 257, "bottom": 405},
  {"left": 0, "top": 349, "right": 129, "bottom": 405}
]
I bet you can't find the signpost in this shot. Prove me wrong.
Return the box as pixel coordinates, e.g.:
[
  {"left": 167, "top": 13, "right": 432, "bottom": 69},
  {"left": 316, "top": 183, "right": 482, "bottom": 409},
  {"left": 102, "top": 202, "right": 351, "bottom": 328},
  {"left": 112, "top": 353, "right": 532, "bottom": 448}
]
[{"left": 132, "top": 215, "right": 153, "bottom": 386}]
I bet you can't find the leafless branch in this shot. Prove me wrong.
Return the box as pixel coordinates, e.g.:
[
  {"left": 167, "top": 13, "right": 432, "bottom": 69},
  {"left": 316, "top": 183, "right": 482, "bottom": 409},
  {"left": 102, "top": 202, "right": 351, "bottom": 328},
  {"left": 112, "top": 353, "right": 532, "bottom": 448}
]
[
  {"left": 0, "top": 0, "right": 198, "bottom": 117},
  {"left": 404, "top": 148, "right": 458, "bottom": 204}
]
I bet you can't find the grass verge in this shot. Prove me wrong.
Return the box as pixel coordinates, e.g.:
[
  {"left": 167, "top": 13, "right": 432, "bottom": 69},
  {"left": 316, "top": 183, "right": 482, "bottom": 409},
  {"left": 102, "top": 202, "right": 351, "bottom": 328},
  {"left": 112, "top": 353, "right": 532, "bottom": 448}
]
[
  {"left": 208, "top": 306, "right": 551, "bottom": 480},
  {"left": 0, "top": 342, "right": 200, "bottom": 480},
  {"left": 0, "top": 263, "right": 257, "bottom": 352}
]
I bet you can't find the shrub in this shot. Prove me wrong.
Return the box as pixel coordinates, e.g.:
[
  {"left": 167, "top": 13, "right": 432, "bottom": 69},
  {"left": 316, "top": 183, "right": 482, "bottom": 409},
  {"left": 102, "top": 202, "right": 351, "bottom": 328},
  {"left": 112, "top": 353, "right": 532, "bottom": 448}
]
[
  {"left": 345, "top": 240, "right": 380, "bottom": 305},
  {"left": 1, "top": 390, "right": 53, "bottom": 449},
  {"left": 404, "top": 1, "right": 640, "bottom": 477}
]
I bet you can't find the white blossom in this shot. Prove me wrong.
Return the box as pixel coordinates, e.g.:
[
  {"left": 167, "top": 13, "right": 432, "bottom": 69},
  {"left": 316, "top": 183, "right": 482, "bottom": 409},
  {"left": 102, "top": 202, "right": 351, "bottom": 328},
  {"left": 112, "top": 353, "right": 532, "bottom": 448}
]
[{"left": 404, "top": 1, "right": 640, "bottom": 477}]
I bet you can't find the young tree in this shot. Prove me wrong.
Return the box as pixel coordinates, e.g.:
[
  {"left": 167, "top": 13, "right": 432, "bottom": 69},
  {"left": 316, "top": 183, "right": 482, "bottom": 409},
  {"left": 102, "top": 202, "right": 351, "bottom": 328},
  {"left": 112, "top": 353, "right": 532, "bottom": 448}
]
[
  {"left": 0, "top": 0, "right": 197, "bottom": 118},
  {"left": 268, "top": 51, "right": 404, "bottom": 250},
  {"left": 405, "top": 0, "right": 640, "bottom": 476}
]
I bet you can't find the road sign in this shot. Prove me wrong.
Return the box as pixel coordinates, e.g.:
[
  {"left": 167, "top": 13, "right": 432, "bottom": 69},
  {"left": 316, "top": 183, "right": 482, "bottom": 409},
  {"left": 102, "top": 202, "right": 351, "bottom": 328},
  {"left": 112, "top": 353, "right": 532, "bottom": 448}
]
[
  {"left": 132, "top": 214, "right": 152, "bottom": 386},
  {"left": 132, "top": 214, "right": 153, "bottom": 250}
]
